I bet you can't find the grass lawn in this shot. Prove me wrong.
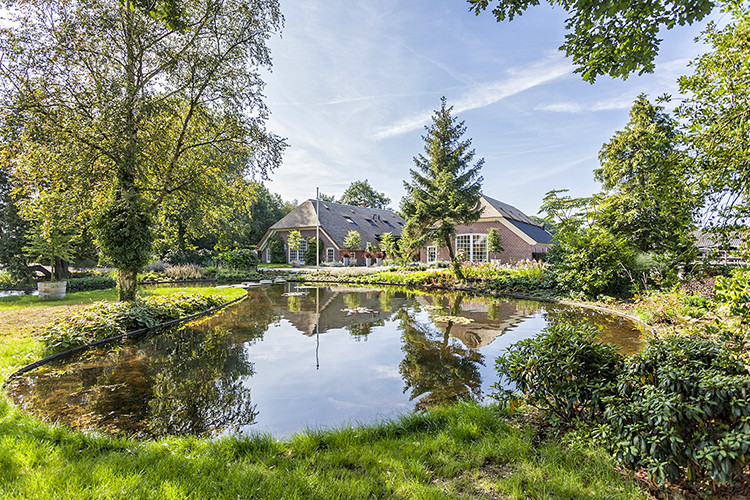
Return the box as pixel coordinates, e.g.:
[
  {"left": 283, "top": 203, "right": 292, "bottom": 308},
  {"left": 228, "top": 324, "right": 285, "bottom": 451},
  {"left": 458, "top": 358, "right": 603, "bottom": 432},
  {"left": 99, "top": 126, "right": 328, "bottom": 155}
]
[{"left": 0, "top": 287, "right": 647, "bottom": 499}]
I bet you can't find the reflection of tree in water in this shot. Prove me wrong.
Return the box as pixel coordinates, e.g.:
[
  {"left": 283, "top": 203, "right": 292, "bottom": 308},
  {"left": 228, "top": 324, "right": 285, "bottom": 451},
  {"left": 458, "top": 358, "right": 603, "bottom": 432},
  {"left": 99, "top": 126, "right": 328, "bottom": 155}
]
[
  {"left": 397, "top": 296, "right": 484, "bottom": 411},
  {"left": 145, "top": 325, "right": 257, "bottom": 436}
]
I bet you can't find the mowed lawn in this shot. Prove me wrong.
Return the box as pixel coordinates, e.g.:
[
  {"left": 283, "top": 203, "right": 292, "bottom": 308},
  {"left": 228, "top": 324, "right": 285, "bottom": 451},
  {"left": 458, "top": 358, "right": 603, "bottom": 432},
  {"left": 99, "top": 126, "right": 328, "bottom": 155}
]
[{"left": 0, "top": 287, "right": 647, "bottom": 499}]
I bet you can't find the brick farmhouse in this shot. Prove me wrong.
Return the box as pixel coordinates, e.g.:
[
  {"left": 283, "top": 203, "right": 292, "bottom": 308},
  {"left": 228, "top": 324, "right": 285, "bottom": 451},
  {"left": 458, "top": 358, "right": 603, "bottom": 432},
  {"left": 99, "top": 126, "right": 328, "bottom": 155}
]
[{"left": 257, "top": 195, "right": 553, "bottom": 265}]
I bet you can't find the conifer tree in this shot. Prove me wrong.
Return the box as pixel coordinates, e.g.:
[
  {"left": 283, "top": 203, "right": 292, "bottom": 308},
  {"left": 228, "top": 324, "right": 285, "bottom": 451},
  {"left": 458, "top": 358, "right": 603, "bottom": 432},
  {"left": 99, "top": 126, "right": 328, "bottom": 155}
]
[{"left": 402, "top": 97, "right": 484, "bottom": 280}]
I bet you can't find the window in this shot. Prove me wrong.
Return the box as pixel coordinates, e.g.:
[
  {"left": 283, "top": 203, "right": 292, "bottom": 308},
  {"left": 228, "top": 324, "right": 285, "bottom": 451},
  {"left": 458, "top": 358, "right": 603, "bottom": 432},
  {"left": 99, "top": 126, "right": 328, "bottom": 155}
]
[
  {"left": 343, "top": 216, "right": 357, "bottom": 225},
  {"left": 383, "top": 220, "right": 394, "bottom": 229},
  {"left": 326, "top": 247, "right": 334, "bottom": 262},
  {"left": 455, "top": 234, "right": 487, "bottom": 262},
  {"left": 289, "top": 239, "right": 307, "bottom": 263},
  {"left": 365, "top": 218, "right": 378, "bottom": 228},
  {"left": 426, "top": 246, "right": 437, "bottom": 263}
]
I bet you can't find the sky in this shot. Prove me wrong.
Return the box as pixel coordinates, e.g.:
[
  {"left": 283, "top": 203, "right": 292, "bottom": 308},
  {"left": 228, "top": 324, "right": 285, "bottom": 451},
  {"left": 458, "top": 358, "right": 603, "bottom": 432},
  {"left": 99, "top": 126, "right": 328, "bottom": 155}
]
[{"left": 260, "top": 0, "right": 720, "bottom": 217}]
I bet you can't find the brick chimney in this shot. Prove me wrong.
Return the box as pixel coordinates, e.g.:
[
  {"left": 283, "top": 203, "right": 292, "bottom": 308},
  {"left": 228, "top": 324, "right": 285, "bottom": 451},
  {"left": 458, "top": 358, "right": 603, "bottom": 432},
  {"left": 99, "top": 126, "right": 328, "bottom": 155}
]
[{"left": 359, "top": 201, "right": 367, "bottom": 207}]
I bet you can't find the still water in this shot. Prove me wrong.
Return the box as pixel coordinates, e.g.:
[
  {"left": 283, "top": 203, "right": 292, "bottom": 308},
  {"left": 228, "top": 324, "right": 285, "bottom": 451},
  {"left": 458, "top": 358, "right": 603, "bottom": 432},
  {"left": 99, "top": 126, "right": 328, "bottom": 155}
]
[{"left": 6, "top": 284, "right": 642, "bottom": 437}]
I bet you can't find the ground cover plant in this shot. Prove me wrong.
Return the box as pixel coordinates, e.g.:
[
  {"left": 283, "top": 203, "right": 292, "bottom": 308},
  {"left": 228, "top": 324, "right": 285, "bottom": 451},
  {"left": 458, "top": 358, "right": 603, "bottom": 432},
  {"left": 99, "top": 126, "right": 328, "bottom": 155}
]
[{"left": 40, "top": 293, "right": 237, "bottom": 354}]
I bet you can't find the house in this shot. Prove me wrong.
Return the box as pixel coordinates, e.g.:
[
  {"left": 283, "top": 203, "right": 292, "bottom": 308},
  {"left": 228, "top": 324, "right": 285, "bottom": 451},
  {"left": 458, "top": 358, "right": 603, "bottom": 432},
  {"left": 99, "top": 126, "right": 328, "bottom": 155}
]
[
  {"left": 257, "top": 199, "right": 406, "bottom": 264},
  {"left": 418, "top": 194, "right": 553, "bottom": 264},
  {"left": 692, "top": 229, "right": 746, "bottom": 266}
]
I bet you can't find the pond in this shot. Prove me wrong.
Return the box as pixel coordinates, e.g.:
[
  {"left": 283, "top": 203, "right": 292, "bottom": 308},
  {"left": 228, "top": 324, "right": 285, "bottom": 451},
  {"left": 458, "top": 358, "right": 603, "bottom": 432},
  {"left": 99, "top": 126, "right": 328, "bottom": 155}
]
[{"left": 6, "top": 284, "right": 642, "bottom": 438}]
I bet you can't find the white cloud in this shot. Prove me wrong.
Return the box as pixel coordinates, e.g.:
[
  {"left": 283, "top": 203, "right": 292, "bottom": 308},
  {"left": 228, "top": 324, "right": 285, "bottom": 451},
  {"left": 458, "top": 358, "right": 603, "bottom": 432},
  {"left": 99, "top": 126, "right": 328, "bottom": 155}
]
[{"left": 374, "top": 54, "right": 573, "bottom": 140}]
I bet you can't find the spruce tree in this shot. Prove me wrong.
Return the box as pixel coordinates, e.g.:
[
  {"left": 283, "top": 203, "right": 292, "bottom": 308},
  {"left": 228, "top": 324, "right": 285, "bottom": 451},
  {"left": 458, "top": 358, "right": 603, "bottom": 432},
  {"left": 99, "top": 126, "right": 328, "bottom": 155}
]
[{"left": 402, "top": 97, "right": 484, "bottom": 280}]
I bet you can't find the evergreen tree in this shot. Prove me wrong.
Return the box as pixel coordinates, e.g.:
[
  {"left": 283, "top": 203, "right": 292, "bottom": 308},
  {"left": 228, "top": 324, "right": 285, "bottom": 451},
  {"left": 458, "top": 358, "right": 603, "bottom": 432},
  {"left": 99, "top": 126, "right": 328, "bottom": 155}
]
[{"left": 402, "top": 97, "right": 484, "bottom": 280}]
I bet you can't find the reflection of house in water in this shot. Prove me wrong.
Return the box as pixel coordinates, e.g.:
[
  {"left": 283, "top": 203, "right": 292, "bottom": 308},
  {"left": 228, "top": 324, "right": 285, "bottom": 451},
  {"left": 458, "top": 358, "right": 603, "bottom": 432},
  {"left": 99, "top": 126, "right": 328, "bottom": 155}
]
[
  {"left": 252, "top": 285, "right": 412, "bottom": 337},
  {"left": 415, "top": 295, "right": 542, "bottom": 348}
]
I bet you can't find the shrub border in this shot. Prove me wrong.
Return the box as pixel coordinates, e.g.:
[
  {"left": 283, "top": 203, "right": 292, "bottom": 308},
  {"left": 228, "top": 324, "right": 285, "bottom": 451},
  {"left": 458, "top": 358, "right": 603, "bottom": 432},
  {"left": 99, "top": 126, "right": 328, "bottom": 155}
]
[{"left": 2, "top": 294, "right": 247, "bottom": 387}]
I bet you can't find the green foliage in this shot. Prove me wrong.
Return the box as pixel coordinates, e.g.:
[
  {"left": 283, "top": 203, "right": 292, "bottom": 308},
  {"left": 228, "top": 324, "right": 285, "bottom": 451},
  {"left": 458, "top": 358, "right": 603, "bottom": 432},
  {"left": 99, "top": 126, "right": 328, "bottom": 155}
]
[
  {"left": 338, "top": 179, "right": 391, "bottom": 209},
  {"left": 678, "top": 6, "right": 750, "bottom": 230},
  {"left": 66, "top": 275, "right": 116, "bottom": 292},
  {"left": 714, "top": 268, "right": 750, "bottom": 325},
  {"left": 42, "top": 293, "right": 228, "bottom": 353},
  {"left": 287, "top": 230, "right": 301, "bottom": 252},
  {"left": 486, "top": 227, "right": 503, "bottom": 255},
  {"left": 0, "top": 167, "right": 30, "bottom": 281},
  {"left": 596, "top": 95, "right": 698, "bottom": 259},
  {"left": 219, "top": 249, "right": 258, "bottom": 271},
  {"left": 548, "top": 225, "right": 635, "bottom": 298},
  {"left": 603, "top": 337, "right": 750, "bottom": 485},
  {"left": 268, "top": 235, "right": 286, "bottom": 264},
  {"left": 303, "top": 237, "right": 322, "bottom": 265},
  {"left": 379, "top": 231, "right": 396, "bottom": 259},
  {"left": 469, "top": 0, "right": 715, "bottom": 82},
  {"left": 95, "top": 195, "right": 153, "bottom": 275},
  {"left": 23, "top": 224, "right": 75, "bottom": 281},
  {"left": 401, "top": 97, "right": 484, "bottom": 279},
  {"left": 343, "top": 230, "right": 362, "bottom": 252},
  {"left": 493, "top": 323, "right": 623, "bottom": 423}
]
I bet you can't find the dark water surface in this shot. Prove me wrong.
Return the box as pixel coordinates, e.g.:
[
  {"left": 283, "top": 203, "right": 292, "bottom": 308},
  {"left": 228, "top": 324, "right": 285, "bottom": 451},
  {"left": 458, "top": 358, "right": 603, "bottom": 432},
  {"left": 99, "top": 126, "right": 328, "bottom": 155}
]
[{"left": 6, "top": 284, "right": 642, "bottom": 437}]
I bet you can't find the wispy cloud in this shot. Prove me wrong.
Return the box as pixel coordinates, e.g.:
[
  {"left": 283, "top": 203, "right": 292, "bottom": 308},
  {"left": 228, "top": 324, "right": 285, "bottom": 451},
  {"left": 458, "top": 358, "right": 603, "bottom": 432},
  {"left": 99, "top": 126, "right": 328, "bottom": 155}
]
[
  {"left": 374, "top": 54, "right": 572, "bottom": 140},
  {"left": 535, "top": 96, "right": 634, "bottom": 113}
]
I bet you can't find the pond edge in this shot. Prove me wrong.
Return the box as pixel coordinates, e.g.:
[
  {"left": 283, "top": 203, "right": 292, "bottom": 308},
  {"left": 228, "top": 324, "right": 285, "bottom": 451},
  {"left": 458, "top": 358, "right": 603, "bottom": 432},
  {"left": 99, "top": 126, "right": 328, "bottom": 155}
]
[{"left": 2, "top": 294, "right": 247, "bottom": 388}]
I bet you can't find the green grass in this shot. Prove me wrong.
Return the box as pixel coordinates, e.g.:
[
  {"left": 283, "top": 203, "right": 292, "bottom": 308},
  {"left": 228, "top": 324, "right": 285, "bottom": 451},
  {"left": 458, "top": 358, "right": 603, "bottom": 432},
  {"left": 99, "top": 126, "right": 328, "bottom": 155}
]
[
  {"left": 0, "top": 285, "right": 647, "bottom": 499},
  {"left": 258, "top": 263, "right": 292, "bottom": 269},
  {"left": 0, "top": 400, "right": 646, "bottom": 499}
]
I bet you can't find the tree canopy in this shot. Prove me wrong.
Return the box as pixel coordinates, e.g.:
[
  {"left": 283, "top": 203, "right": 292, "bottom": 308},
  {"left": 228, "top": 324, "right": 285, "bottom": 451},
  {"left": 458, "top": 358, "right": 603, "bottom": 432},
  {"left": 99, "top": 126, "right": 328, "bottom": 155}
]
[
  {"left": 595, "top": 94, "right": 698, "bottom": 256},
  {"left": 468, "top": 0, "right": 716, "bottom": 82},
  {"left": 677, "top": 5, "right": 750, "bottom": 233},
  {"left": 0, "top": 0, "right": 285, "bottom": 299},
  {"left": 339, "top": 179, "right": 391, "bottom": 209},
  {"left": 401, "top": 97, "right": 483, "bottom": 279}
]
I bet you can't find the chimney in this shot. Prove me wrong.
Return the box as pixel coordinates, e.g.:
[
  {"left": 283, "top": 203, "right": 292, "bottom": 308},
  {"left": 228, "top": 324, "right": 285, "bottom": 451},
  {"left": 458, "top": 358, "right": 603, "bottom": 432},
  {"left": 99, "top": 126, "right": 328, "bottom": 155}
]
[{"left": 359, "top": 201, "right": 367, "bottom": 208}]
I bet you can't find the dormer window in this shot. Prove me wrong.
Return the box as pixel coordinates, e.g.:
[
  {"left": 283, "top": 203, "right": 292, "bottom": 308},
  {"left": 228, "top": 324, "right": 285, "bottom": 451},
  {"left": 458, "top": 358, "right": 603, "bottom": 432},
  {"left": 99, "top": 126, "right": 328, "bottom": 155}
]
[
  {"left": 365, "top": 219, "right": 378, "bottom": 228},
  {"left": 343, "top": 216, "right": 356, "bottom": 225}
]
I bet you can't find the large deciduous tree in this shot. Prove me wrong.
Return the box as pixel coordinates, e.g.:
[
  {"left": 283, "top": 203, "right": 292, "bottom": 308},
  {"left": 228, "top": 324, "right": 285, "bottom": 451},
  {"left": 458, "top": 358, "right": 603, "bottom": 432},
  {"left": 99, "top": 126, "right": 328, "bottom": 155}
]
[
  {"left": 339, "top": 179, "right": 391, "bottom": 209},
  {"left": 678, "top": 6, "right": 750, "bottom": 234},
  {"left": 468, "top": 0, "right": 715, "bottom": 82},
  {"left": 401, "top": 97, "right": 483, "bottom": 280},
  {"left": 595, "top": 95, "right": 698, "bottom": 258},
  {"left": 0, "top": 0, "right": 285, "bottom": 300}
]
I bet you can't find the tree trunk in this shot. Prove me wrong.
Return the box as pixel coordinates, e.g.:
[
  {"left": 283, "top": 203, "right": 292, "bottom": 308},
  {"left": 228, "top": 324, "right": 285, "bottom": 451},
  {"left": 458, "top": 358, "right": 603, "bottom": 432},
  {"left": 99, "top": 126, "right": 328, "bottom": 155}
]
[
  {"left": 118, "top": 268, "right": 138, "bottom": 301},
  {"left": 444, "top": 235, "right": 464, "bottom": 281}
]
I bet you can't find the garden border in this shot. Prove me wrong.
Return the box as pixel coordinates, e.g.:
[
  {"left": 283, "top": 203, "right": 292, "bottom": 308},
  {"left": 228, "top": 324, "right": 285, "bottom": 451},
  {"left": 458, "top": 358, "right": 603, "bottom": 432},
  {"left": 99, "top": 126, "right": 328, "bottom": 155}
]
[
  {"left": 291, "top": 276, "right": 649, "bottom": 328},
  {"left": 2, "top": 294, "right": 247, "bottom": 387}
]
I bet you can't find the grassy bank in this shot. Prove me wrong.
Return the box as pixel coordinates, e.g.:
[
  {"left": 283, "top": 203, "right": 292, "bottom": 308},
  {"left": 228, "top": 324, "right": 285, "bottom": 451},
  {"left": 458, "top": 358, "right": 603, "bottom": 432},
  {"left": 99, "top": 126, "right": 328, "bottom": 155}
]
[{"left": 0, "top": 286, "right": 648, "bottom": 498}]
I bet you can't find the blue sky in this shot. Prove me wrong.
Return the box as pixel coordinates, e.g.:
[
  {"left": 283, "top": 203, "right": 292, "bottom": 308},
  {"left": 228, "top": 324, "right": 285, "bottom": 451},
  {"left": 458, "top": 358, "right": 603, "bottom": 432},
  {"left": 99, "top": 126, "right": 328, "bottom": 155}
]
[{"left": 261, "top": 0, "right": 718, "bottom": 216}]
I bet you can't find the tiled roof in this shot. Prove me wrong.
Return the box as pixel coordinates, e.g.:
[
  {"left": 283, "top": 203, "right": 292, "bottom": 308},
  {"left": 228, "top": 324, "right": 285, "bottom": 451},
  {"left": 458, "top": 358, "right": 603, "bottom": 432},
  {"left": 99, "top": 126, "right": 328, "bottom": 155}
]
[
  {"left": 266, "top": 200, "right": 405, "bottom": 249},
  {"left": 507, "top": 219, "right": 554, "bottom": 244},
  {"left": 481, "top": 195, "right": 541, "bottom": 226}
]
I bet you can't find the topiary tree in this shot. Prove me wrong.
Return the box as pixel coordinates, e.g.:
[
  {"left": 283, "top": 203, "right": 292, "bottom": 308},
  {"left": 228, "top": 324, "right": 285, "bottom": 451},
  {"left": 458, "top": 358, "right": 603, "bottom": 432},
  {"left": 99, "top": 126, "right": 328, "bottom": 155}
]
[
  {"left": 303, "top": 237, "right": 322, "bottom": 266},
  {"left": 487, "top": 228, "right": 503, "bottom": 260},
  {"left": 344, "top": 230, "right": 362, "bottom": 263},
  {"left": 268, "top": 236, "right": 286, "bottom": 264},
  {"left": 287, "top": 230, "right": 302, "bottom": 264}
]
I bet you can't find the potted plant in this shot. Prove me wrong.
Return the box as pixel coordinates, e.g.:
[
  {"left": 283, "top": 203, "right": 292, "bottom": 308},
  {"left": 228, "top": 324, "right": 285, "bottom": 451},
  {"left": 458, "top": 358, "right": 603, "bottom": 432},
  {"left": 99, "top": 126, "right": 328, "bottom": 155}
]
[
  {"left": 364, "top": 242, "right": 375, "bottom": 267},
  {"left": 375, "top": 250, "right": 384, "bottom": 266},
  {"left": 343, "top": 230, "right": 361, "bottom": 266},
  {"left": 24, "top": 223, "right": 75, "bottom": 300},
  {"left": 341, "top": 250, "right": 350, "bottom": 266}
]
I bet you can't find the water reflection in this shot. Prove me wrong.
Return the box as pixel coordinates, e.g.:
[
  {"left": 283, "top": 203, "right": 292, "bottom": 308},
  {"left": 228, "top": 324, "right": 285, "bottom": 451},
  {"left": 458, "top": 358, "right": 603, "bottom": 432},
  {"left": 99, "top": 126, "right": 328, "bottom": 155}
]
[{"left": 6, "top": 284, "right": 643, "bottom": 437}]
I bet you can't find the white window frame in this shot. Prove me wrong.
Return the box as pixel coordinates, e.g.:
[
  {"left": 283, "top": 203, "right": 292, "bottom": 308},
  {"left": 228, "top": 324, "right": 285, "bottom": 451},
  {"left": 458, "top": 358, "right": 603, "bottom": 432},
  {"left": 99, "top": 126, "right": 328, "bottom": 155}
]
[
  {"left": 455, "top": 233, "right": 487, "bottom": 263},
  {"left": 326, "top": 247, "right": 335, "bottom": 262},
  {"left": 426, "top": 246, "right": 437, "bottom": 263},
  {"left": 289, "top": 239, "right": 307, "bottom": 263}
]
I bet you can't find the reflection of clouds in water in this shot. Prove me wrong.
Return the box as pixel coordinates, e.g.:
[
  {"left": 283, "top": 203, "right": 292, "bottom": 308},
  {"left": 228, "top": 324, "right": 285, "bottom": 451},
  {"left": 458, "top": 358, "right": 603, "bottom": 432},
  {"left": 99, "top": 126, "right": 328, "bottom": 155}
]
[{"left": 372, "top": 364, "right": 401, "bottom": 379}]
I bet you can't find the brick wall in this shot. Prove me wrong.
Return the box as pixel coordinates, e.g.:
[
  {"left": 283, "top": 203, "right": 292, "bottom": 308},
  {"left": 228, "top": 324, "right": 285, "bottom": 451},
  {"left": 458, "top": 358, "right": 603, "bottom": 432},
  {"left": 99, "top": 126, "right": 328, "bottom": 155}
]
[{"left": 419, "top": 220, "right": 543, "bottom": 263}]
